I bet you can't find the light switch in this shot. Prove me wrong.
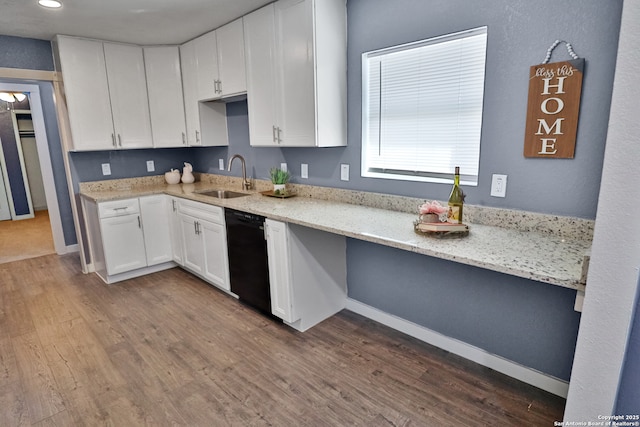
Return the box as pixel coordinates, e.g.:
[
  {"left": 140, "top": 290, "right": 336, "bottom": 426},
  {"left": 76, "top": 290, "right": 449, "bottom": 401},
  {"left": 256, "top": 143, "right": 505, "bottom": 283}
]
[
  {"left": 219, "top": 159, "right": 224, "bottom": 170},
  {"left": 340, "top": 164, "right": 349, "bottom": 181},
  {"left": 280, "top": 163, "right": 288, "bottom": 172},
  {"left": 301, "top": 163, "right": 308, "bottom": 179},
  {"left": 101, "top": 163, "right": 111, "bottom": 176},
  {"left": 146, "top": 160, "right": 155, "bottom": 172}
]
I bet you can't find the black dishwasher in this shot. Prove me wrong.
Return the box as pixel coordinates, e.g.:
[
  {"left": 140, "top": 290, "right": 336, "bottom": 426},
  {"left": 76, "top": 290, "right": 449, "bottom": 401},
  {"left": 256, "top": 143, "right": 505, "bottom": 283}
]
[{"left": 224, "top": 208, "right": 272, "bottom": 316}]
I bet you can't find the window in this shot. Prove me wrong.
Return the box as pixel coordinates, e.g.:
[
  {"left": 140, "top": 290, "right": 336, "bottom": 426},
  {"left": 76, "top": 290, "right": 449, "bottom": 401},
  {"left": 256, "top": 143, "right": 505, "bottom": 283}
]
[{"left": 361, "top": 27, "right": 488, "bottom": 185}]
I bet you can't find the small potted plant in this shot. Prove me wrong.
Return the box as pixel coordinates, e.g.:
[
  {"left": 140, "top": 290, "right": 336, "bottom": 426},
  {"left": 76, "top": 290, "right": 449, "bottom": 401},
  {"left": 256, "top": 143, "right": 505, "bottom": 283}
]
[
  {"left": 419, "top": 200, "right": 448, "bottom": 223},
  {"left": 270, "top": 167, "right": 290, "bottom": 195}
]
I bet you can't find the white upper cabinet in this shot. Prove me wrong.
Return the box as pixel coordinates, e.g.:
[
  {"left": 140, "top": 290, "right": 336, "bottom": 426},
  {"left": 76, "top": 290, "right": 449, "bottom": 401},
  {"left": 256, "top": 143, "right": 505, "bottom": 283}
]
[
  {"left": 186, "top": 19, "right": 247, "bottom": 101},
  {"left": 53, "top": 36, "right": 117, "bottom": 151},
  {"left": 244, "top": 0, "right": 347, "bottom": 147},
  {"left": 54, "top": 36, "right": 153, "bottom": 151},
  {"left": 144, "top": 46, "right": 188, "bottom": 148},
  {"left": 179, "top": 40, "right": 203, "bottom": 146},
  {"left": 194, "top": 30, "right": 219, "bottom": 101},
  {"left": 103, "top": 43, "right": 154, "bottom": 149},
  {"left": 216, "top": 19, "right": 247, "bottom": 98}
]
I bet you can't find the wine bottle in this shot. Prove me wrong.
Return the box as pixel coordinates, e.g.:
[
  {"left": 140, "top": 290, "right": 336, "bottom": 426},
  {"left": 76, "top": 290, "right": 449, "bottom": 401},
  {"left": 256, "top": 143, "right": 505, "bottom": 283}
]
[{"left": 447, "top": 166, "right": 464, "bottom": 224}]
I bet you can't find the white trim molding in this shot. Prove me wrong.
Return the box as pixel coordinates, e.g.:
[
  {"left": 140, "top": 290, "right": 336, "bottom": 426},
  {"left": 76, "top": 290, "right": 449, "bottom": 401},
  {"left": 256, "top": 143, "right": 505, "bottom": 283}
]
[{"left": 346, "top": 298, "right": 569, "bottom": 398}]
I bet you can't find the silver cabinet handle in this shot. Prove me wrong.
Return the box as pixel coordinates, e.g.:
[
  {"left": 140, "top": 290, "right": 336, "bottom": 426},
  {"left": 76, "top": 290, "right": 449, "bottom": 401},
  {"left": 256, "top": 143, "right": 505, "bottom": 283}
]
[
  {"left": 272, "top": 126, "right": 277, "bottom": 143},
  {"left": 277, "top": 127, "right": 282, "bottom": 144},
  {"left": 111, "top": 133, "right": 116, "bottom": 147},
  {"left": 182, "top": 132, "right": 186, "bottom": 145},
  {"left": 137, "top": 216, "right": 141, "bottom": 228},
  {"left": 172, "top": 199, "right": 176, "bottom": 212},
  {"left": 195, "top": 130, "right": 200, "bottom": 143},
  {"left": 194, "top": 221, "right": 198, "bottom": 235},
  {"left": 218, "top": 80, "right": 222, "bottom": 94},
  {"left": 117, "top": 134, "right": 122, "bottom": 147}
]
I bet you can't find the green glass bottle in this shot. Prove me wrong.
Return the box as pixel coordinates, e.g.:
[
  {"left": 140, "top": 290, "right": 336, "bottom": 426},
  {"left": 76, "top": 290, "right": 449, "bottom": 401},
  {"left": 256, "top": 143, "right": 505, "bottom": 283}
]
[{"left": 447, "top": 167, "right": 464, "bottom": 224}]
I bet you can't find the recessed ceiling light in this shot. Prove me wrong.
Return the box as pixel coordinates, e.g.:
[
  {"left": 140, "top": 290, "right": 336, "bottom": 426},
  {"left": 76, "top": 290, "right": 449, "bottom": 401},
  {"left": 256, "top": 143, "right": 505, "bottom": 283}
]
[{"left": 38, "top": 0, "right": 62, "bottom": 9}]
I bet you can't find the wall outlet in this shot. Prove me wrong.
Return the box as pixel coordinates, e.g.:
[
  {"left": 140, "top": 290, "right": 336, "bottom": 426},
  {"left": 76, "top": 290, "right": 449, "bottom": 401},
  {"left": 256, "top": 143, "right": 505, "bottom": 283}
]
[
  {"left": 101, "top": 163, "right": 111, "bottom": 176},
  {"left": 341, "top": 164, "right": 349, "bottom": 181},
  {"left": 491, "top": 174, "right": 507, "bottom": 197},
  {"left": 280, "top": 163, "right": 288, "bottom": 172},
  {"left": 301, "top": 163, "right": 309, "bottom": 179},
  {"left": 219, "top": 159, "right": 224, "bottom": 170},
  {"left": 146, "top": 160, "right": 155, "bottom": 172}
]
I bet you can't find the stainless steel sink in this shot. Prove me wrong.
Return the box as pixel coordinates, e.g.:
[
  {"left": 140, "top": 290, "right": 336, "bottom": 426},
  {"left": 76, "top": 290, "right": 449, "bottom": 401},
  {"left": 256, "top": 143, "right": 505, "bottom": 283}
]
[{"left": 197, "top": 189, "right": 250, "bottom": 199}]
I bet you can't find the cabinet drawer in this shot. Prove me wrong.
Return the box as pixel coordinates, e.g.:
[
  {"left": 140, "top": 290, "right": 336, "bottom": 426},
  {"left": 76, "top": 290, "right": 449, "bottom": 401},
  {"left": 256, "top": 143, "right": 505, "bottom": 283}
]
[
  {"left": 98, "top": 198, "right": 140, "bottom": 219},
  {"left": 178, "top": 199, "right": 224, "bottom": 224}
]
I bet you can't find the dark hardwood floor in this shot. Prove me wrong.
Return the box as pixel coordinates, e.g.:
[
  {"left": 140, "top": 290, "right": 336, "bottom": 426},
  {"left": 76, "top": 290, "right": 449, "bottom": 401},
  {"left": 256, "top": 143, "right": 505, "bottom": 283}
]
[{"left": 0, "top": 254, "right": 565, "bottom": 426}]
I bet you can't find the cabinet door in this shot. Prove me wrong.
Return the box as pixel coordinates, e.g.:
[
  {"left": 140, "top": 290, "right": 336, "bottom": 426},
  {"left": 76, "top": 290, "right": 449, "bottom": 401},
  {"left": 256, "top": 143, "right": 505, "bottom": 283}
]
[
  {"left": 275, "top": 0, "right": 316, "bottom": 147},
  {"left": 100, "top": 214, "right": 147, "bottom": 275},
  {"left": 217, "top": 18, "right": 247, "bottom": 97},
  {"left": 179, "top": 213, "right": 204, "bottom": 275},
  {"left": 144, "top": 46, "right": 188, "bottom": 148},
  {"left": 265, "top": 219, "right": 296, "bottom": 322},
  {"left": 201, "top": 219, "right": 230, "bottom": 290},
  {"left": 139, "top": 195, "right": 173, "bottom": 266},
  {"left": 167, "top": 197, "right": 184, "bottom": 265},
  {"left": 244, "top": 4, "right": 279, "bottom": 146},
  {"left": 194, "top": 30, "right": 219, "bottom": 101},
  {"left": 55, "top": 36, "right": 115, "bottom": 151},
  {"left": 103, "top": 43, "right": 153, "bottom": 149},
  {"left": 179, "top": 41, "right": 202, "bottom": 146}
]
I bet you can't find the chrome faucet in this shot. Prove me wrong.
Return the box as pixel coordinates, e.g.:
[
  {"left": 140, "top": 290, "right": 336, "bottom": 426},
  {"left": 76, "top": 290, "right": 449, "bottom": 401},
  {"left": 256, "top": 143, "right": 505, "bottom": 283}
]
[{"left": 227, "top": 154, "right": 252, "bottom": 190}]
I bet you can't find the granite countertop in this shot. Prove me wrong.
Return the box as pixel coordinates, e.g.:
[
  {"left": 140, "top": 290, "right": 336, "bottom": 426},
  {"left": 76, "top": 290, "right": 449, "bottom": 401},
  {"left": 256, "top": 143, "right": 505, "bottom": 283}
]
[{"left": 80, "top": 178, "right": 591, "bottom": 291}]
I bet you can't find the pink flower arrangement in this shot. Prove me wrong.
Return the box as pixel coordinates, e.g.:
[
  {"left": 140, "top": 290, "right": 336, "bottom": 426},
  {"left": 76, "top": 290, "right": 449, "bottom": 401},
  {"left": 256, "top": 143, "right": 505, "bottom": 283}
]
[{"left": 419, "top": 200, "right": 448, "bottom": 215}]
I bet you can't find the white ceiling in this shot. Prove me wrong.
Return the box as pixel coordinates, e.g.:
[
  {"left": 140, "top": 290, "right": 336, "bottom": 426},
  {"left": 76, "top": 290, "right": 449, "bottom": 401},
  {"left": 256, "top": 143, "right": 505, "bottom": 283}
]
[{"left": 0, "top": 0, "right": 274, "bottom": 45}]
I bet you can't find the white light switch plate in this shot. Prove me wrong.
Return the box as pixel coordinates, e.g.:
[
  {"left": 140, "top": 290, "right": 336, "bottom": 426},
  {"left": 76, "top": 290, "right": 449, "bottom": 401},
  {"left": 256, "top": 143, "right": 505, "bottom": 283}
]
[
  {"left": 491, "top": 174, "right": 507, "bottom": 197},
  {"left": 280, "top": 163, "right": 287, "bottom": 172},
  {"left": 301, "top": 163, "right": 308, "bottom": 179},
  {"left": 146, "top": 160, "right": 155, "bottom": 172},
  {"left": 101, "top": 163, "right": 111, "bottom": 176},
  {"left": 341, "top": 164, "right": 349, "bottom": 181},
  {"left": 219, "top": 159, "right": 224, "bottom": 170}
]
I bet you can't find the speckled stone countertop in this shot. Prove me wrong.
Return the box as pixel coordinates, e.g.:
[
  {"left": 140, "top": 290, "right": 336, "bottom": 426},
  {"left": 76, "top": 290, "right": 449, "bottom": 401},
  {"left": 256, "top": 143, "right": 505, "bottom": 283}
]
[{"left": 80, "top": 174, "right": 593, "bottom": 291}]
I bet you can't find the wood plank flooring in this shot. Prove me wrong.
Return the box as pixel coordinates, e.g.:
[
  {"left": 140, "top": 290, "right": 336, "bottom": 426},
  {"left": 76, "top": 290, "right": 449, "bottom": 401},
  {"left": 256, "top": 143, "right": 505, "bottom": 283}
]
[
  {"left": 0, "top": 210, "right": 55, "bottom": 264},
  {"left": 0, "top": 254, "right": 565, "bottom": 426}
]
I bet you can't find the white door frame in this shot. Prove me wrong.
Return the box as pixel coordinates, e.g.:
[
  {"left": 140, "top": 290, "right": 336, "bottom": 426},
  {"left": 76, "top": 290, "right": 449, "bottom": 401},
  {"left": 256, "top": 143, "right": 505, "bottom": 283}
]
[
  {"left": 0, "top": 152, "right": 11, "bottom": 220},
  {"left": 0, "top": 82, "right": 66, "bottom": 254}
]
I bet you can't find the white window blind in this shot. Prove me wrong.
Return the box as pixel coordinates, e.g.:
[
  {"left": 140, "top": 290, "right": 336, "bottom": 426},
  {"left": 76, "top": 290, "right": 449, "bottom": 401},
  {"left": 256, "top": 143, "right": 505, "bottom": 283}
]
[{"left": 361, "top": 27, "right": 488, "bottom": 185}]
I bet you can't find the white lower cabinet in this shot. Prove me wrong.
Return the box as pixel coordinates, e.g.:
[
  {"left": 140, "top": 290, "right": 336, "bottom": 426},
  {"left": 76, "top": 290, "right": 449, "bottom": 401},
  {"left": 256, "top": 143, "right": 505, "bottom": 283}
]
[
  {"left": 83, "top": 195, "right": 175, "bottom": 284},
  {"left": 139, "top": 195, "right": 173, "bottom": 265},
  {"left": 100, "top": 212, "right": 147, "bottom": 275},
  {"left": 167, "top": 197, "right": 184, "bottom": 265},
  {"left": 180, "top": 213, "right": 205, "bottom": 275},
  {"left": 265, "top": 219, "right": 348, "bottom": 331},
  {"left": 177, "top": 199, "right": 230, "bottom": 291},
  {"left": 265, "top": 219, "right": 297, "bottom": 323}
]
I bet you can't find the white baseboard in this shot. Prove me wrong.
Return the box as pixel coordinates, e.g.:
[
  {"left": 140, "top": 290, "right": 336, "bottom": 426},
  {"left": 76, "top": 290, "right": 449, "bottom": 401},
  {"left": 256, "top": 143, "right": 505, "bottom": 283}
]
[
  {"left": 64, "top": 244, "right": 79, "bottom": 254},
  {"left": 346, "top": 298, "right": 569, "bottom": 398}
]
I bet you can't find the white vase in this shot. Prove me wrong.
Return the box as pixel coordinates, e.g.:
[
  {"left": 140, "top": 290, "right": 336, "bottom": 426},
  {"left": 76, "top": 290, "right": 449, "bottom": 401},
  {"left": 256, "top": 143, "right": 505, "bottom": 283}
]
[{"left": 273, "top": 184, "right": 286, "bottom": 193}]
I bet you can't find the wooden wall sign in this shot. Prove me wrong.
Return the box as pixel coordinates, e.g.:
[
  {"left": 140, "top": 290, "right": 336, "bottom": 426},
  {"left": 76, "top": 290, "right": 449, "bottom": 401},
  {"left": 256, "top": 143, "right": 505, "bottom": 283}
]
[{"left": 523, "top": 58, "right": 584, "bottom": 158}]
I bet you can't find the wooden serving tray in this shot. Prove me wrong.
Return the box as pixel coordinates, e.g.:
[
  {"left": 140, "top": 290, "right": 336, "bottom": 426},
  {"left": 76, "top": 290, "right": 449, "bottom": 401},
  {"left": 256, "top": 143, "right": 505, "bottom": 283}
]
[{"left": 261, "top": 190, "right": 297, "bottom": 199}]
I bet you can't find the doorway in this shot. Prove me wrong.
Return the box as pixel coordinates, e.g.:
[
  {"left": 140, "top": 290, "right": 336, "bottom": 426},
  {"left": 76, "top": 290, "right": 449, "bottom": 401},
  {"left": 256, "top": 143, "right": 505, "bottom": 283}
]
[{"left": 0, "top": 82, "right": 66, "bottom": 262}]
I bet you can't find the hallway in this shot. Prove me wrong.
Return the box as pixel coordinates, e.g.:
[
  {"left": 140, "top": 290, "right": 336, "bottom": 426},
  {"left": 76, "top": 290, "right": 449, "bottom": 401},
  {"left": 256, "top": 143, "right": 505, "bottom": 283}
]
[{"left": 0, "top": 210, "right": 55, "bottom": 264}]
